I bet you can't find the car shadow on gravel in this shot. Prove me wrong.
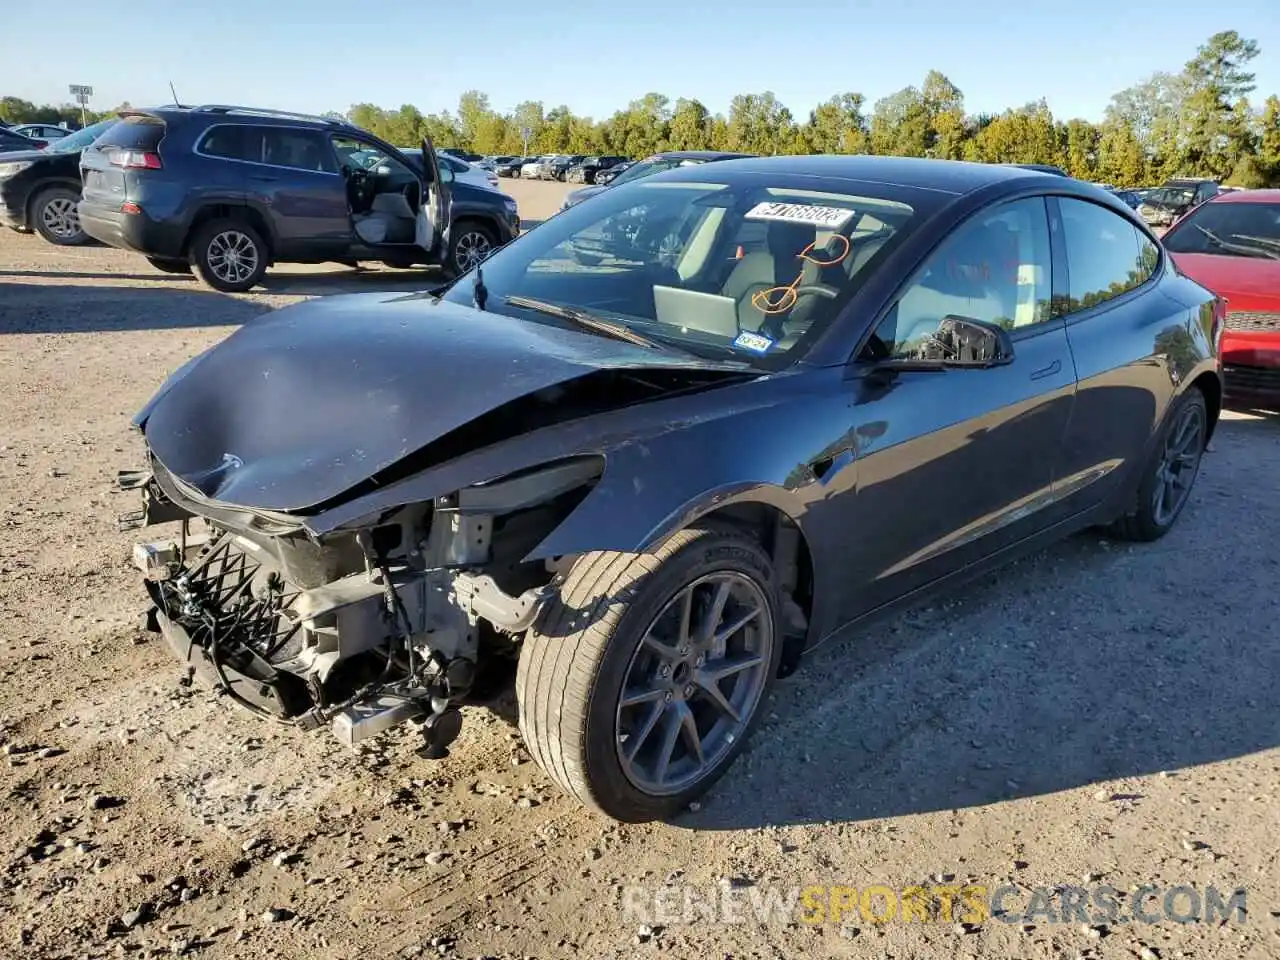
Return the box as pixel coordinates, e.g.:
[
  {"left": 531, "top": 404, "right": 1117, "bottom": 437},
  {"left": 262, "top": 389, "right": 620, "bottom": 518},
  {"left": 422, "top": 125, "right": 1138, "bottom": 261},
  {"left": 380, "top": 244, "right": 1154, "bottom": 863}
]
[
  {"left": 0, "top": 282, "right": 270, "bottom": 333},
  {"left": 256, "top": 267, "right": 447, "bottom": 297},
  {"left": 685, "top": 415, "right": 1280, "bottom": 830},
  {"left": 1, "top": 268, "right": 195, "bottom": 283}
]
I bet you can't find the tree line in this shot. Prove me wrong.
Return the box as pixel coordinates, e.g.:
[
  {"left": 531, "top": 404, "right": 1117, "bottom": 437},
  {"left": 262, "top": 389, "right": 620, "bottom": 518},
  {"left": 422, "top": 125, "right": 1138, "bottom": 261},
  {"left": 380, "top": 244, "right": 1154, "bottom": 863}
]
[{"left": 4, "top": 31, "right": 1278, "bottom": 188}]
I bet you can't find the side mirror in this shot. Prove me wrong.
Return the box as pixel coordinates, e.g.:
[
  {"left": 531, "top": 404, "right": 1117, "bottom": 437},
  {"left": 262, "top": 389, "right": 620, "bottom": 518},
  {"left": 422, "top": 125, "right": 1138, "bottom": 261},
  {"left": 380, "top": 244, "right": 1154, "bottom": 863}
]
[
  {"left": 887, "top": 315, "right": 1015, "bottom": 369},
  {"left": 439, "top": 164, "right": 455, "bottom": 184}
]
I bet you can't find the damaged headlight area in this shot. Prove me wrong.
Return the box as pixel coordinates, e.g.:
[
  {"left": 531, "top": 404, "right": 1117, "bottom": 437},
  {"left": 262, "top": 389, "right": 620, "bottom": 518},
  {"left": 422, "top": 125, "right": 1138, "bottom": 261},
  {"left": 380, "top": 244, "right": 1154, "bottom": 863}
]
[{"left": 123, "top": 456, "right": 603, "bottom": 758}]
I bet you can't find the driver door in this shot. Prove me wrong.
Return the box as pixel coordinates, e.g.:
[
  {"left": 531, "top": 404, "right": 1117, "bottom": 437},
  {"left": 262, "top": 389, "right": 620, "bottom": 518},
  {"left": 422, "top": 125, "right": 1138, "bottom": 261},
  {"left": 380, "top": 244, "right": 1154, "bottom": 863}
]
[{"left": 415, "top": 136, "right": 453, "bottom": 261}]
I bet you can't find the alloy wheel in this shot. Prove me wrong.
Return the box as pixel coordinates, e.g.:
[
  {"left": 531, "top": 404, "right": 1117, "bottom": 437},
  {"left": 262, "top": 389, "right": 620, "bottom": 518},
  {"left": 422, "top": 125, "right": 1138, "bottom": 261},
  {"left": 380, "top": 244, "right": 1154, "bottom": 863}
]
[
  {"left": 206, "top": 230, "right": 260, "bottom": 286},
  {"left": 615, "top": 572, "right": 773, "bottom": 796},
  {"left": 453, "top": 231, "right": 493, "bottom": 273},
  {"left": 1151, "top": 401, "right": 1205, "bottom": 526},
  {"left": 41, "top": 197, "right": 81, "bottom": 240}
]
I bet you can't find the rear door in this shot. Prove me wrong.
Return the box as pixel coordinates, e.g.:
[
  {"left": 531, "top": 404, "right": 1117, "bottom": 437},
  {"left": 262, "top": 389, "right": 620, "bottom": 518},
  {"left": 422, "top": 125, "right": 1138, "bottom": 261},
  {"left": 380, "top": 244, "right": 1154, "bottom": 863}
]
[
  {"left": 415, "top": 134, "right": 452, "bottom": 260},
  {"left": 250, "top": 126, "right": 350, "bottom": 256},
  {"left": 1050, "top": 197, "right": 1177, "bottom": 513}
]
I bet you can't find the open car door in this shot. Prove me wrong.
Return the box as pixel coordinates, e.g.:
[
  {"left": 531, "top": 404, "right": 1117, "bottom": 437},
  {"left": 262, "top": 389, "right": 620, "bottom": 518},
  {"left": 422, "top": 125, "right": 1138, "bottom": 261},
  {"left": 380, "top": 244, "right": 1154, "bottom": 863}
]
[{"left": 415, "top": 134, "right": 452, "bottom": 261}]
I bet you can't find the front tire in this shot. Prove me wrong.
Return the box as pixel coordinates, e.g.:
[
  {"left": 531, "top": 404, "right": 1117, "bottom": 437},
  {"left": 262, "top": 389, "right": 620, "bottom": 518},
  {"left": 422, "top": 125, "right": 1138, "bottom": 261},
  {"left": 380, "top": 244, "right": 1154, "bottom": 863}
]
[
  {"left": 31, "top": 187, "right": 87, "bottom": 245},
  {"left": 517, "top": 525, "right": 783, "bottom": 822},
  {"left": 190, "top": 219, "right": 268, "bottom": 292},
  {"left": 448, "top": 220, "right": 497, "bottom": 275},
  {"left": 1109, "top": 387, "right": 1208, "bottom": 541}
]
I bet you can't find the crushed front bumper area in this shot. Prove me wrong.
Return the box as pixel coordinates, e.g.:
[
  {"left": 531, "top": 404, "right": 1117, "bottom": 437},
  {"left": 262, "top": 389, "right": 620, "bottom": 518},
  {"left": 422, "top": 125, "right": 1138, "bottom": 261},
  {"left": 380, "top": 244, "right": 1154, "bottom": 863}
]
[{"left": 119, "top": 467, "right": 559, "bottom": 753}]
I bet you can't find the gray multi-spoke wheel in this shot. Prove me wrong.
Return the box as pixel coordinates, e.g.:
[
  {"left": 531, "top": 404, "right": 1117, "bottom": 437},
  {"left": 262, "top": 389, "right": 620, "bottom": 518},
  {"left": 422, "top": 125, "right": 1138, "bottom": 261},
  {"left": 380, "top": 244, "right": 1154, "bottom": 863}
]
[
  {"left": 516, "top": 525, "right": 784, "bottom": 822},
  {"left": 615, "top": 572, "right": 773, "bottom": 796},
  {"left": 448, "top": 219, "right": 496, "bottom": 275},
  {"left": 191, "top": 219, "right": 268, "bottom": 292},
  {"left": 32, "top": 187, "right": 87, "bottom": 245},
  {"left": 1110, "top": 387, "right": 1209, "bottom": 541}
]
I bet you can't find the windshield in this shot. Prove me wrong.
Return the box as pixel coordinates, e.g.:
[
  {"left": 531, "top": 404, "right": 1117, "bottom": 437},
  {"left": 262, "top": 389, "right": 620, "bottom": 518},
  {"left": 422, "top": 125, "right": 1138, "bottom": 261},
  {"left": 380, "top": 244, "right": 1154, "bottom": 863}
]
[
  {"left": 442, "top": 177, "right": 919, "bottom": 367},
  {"left": 1162, "top": 202, "right": 1280, "bottom": 260},
  {"left": 608, "top": 157, "right": 701, "bottom": 186},
  {"left": 1146, "top": 185, "right": 1196, "bottom": 207},
  {"left": 45, "top": 118, "right": 117, "bottom": 154}
]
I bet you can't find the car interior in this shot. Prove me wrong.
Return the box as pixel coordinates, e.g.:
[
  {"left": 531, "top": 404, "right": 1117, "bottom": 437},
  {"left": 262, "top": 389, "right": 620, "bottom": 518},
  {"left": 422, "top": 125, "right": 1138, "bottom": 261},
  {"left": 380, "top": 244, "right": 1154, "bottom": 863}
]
[{"left": 331, "top": 135, "right": 425, "bottom": 246}]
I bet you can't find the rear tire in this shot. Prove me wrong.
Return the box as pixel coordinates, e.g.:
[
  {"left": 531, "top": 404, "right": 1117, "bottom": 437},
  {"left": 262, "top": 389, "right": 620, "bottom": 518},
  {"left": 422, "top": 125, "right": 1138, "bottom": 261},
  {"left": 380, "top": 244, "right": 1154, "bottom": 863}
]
[
  {"left": 31, "top": 187, "right": 87, "bottom": 246},
  {"left": 516, "top": 525, "right": 783, "bottom": 822},
  {"left": 1108, "top": 388, "right": 1208, "bottom": 542},
  {"left": 190, "top": 219, "right": 268, "bottom": 293},
  {"left": 145, "top": 256, "right": 192, "bottom": 275}
]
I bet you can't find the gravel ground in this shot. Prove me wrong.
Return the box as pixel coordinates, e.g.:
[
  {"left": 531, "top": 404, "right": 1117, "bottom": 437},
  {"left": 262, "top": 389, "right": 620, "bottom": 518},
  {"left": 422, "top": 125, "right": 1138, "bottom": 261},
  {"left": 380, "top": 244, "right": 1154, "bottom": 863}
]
[{"left": 1, "top": 177, "right": 1278, "bottom": 960}]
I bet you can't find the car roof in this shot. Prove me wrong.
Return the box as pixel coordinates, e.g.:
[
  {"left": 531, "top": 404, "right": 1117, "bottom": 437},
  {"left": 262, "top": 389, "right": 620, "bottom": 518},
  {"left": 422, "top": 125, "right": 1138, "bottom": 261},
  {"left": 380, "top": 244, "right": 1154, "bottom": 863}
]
[
  {"left": 650, "top": 150, "right": 756, "bottom": 161},
  {"left": 648, "top": 154, "right": 1066, "bottom": 195},
  {"left": 1206, "top": 188, "right": 1280, "bottom": 205}
]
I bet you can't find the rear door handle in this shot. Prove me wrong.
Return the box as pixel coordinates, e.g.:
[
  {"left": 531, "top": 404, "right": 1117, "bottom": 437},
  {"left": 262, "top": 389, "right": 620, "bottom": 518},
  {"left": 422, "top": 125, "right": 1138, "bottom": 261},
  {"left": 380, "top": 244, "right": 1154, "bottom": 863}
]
[
  {"left": 248, "top": 175, "right": 279, "bottom": 182},
  {"left": 1029, "top": 359, "right": 1062, "bottom": 381}
]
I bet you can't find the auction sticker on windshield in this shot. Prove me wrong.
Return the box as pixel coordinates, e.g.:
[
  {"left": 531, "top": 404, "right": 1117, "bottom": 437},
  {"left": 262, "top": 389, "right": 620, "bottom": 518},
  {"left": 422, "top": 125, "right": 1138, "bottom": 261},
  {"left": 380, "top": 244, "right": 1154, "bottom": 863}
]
[{"left": 745, "top": 201, "right": 855, "bottom": 229}]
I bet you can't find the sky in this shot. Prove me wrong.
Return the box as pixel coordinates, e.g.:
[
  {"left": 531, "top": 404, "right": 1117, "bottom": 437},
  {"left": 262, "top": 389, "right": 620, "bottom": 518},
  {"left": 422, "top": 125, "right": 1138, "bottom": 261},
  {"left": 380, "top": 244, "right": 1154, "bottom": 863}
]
[{"left": 2, "top": 0, "right": 1279, "bottom": 125}]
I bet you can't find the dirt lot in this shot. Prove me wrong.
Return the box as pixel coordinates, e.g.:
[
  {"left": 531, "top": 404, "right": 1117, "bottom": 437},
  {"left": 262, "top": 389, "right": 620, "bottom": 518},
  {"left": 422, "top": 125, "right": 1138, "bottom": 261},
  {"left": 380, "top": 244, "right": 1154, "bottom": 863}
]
[{"left": 1, "top": 176, "right": 1278, "bottom": 960}]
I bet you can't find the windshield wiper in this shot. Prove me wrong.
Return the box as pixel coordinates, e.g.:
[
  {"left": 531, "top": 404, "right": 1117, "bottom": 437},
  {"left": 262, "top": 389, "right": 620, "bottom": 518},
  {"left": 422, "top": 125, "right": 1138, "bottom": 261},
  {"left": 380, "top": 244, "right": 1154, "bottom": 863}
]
[
  {"left": 504, "top": 295, "right": 664, "bottom": 349},
  {"left": 1193, "top": 225, "right": 1279, "bottom": 259},
  {"left": 1229, "top": 234, "right": 1280, "bottom": 258}
]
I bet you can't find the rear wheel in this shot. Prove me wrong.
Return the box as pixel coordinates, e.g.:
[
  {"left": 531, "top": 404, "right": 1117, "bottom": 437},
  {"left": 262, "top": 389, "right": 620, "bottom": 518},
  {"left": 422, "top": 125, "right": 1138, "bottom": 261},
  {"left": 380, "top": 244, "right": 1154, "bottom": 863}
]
[
  {"left": 1109, "top": 388, "right": 1208, "bottom": 541},
  {"left": 31, "top": 187, "right": 87, "bottom": 245},
  {"left": 517, "top": 525, "right": 782, "bottom": 821},
  {"left": 146, "top": 256, "right": 192, "bottom": 275},
  {"left": 190, "top": 219, "right": 268, "bottom": 292}
]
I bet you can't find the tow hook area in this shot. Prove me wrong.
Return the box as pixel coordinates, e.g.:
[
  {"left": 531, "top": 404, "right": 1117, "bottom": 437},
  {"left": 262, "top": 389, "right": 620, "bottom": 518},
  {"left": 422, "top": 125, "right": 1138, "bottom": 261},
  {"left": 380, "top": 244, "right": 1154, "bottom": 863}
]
[{"left": 453, "top": 573, "right": 556, "bottom": 633}]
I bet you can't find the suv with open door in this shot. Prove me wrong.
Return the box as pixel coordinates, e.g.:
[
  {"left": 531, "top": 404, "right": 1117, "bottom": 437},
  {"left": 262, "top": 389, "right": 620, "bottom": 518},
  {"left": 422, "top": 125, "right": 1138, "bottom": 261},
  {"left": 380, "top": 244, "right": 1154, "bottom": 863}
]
[{"left": 76, "top": 105, "right": 473, "bottom": 292}]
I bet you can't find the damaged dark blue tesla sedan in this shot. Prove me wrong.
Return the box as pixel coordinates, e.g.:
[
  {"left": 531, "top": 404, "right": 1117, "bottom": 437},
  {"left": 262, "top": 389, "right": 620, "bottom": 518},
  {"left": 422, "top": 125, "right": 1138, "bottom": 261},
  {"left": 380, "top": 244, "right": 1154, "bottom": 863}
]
[{"left": 120, "top": 155, "right": 1222, "bottom": 822}]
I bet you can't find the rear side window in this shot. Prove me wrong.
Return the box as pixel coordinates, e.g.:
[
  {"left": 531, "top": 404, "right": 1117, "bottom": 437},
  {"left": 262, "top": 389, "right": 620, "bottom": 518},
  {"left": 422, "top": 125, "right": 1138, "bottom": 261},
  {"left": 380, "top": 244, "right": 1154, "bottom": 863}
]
[
  {"left": 1058, "top": 199, "right": 1151, "bottom": 312},
  {"left": 259, "top": 128, "right": 336, "bottom": 173},
  {"left": 97, "top": 117, "right": 166, "bottom": 150},
  {"left": 198, "top": 125, "right": 250, "bottom": 161}
]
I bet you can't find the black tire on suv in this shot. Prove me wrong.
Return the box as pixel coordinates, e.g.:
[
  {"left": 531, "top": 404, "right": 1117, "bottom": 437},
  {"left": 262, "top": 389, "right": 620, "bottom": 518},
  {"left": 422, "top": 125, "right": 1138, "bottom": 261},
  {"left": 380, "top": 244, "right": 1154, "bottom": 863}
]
[
  {"left": 31, "top": 186, "right": 88, "bottom": 246},
  {"left": 190, "top": 218, "right": 269, "bottom": 293},
  {"left": 448, "top": 219, "right": 497, "bottom": 276}
]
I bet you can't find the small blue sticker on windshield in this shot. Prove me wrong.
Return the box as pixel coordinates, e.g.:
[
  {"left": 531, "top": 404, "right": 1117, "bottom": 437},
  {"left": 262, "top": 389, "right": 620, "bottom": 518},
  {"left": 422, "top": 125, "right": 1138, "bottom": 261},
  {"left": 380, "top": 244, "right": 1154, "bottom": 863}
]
[{"left": 734, "top": 331, "right": 774, "bottom": 353}]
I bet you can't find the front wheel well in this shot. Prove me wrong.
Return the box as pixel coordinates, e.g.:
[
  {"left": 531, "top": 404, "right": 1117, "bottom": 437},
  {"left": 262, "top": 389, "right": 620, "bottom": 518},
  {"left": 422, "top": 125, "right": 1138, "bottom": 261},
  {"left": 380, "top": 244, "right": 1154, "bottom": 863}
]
[
  {"left": 184, "top": 205, "right": 274, "bottom": 261},
  {"left": 683, "top": 501, "right": 814, "bottom": 675},
  {"left": 25, "top": 180, "right": 80, "bottom": 223},
  {"left": 1189, "top": 371, "right": 1221, "bottom": 442}
]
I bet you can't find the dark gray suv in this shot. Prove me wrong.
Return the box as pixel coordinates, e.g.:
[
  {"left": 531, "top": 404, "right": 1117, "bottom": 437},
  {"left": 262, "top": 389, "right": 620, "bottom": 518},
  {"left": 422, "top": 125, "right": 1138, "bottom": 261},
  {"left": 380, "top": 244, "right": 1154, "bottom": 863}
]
[{"left": 77, "top": 105, "right": 519, "bottom": 292}]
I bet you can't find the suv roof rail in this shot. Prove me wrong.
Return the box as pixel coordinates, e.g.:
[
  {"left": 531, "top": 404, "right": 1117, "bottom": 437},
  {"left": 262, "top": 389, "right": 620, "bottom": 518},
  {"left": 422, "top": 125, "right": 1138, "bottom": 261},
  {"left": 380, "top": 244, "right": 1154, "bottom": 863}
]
[{"left": 191, "top": 104, "right": 353, "bottom": 127}]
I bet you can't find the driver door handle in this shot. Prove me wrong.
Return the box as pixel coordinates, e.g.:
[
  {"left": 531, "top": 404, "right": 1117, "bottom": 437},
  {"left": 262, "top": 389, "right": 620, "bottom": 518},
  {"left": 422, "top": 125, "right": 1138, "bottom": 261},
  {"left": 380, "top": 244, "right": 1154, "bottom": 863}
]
[
  {"left": 248, "top": 174, "right": 279, "bottom": 182},
  {"left": 1029, "top": 359, "right": 1061, "bottom": 381}
]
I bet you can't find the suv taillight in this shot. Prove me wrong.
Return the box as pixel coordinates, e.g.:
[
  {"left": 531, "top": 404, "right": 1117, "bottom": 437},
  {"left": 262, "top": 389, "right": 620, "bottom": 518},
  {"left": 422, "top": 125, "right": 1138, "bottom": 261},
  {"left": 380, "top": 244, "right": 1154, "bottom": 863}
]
[{"left": 108, "top": 149, "right": 162, "bottom": 170}]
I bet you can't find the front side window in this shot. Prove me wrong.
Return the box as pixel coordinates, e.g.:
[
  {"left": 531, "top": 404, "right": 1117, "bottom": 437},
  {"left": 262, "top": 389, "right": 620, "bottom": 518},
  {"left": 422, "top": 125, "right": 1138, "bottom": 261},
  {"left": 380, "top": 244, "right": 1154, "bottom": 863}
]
[
  {"left": 1161, "top": 202, "right": 1280, "bottom": 260},
  {"left": 1059, "top": 198, "right": 1153, "bottom": 311},
  {"left": 869, "top": 197, "right": 1052, "bottom": 359},
  {"left": 441, "top": 178, "right": 919, "bottom": 366}
]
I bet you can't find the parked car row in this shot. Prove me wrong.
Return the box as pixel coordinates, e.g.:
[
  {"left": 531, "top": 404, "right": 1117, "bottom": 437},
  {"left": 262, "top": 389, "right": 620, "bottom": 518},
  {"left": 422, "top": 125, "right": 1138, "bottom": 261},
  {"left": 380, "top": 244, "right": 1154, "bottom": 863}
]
[{"left": 0, "top": 105, "right": 520, "bottom": 288}]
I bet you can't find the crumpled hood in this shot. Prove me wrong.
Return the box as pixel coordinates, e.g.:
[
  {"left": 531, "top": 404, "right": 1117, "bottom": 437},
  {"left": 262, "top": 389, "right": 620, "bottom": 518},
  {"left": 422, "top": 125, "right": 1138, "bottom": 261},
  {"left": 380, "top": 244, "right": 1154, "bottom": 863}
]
[{"left": 138, "top": 292, "right": 741, "bottom": 512}]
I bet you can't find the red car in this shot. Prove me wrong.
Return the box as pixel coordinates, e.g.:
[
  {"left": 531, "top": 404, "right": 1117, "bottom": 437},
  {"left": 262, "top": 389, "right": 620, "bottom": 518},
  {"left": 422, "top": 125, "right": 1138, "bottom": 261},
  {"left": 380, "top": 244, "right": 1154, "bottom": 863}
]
[{"left": 1161, "top": 189, "right": 1280, "bottom": 408}]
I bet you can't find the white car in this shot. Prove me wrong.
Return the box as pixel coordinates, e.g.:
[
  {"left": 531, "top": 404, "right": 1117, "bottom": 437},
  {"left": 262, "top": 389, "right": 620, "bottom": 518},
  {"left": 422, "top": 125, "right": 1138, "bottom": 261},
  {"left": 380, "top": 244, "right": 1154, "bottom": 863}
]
[
  {"left": 520, "top": 156, "right": 556, "bottom": 179},
  {"left": 9, "top": 123, "right": 73, "bottom": 141},
  {"left": 435, "top": 152, "right": 499, "bottom": 189}
]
